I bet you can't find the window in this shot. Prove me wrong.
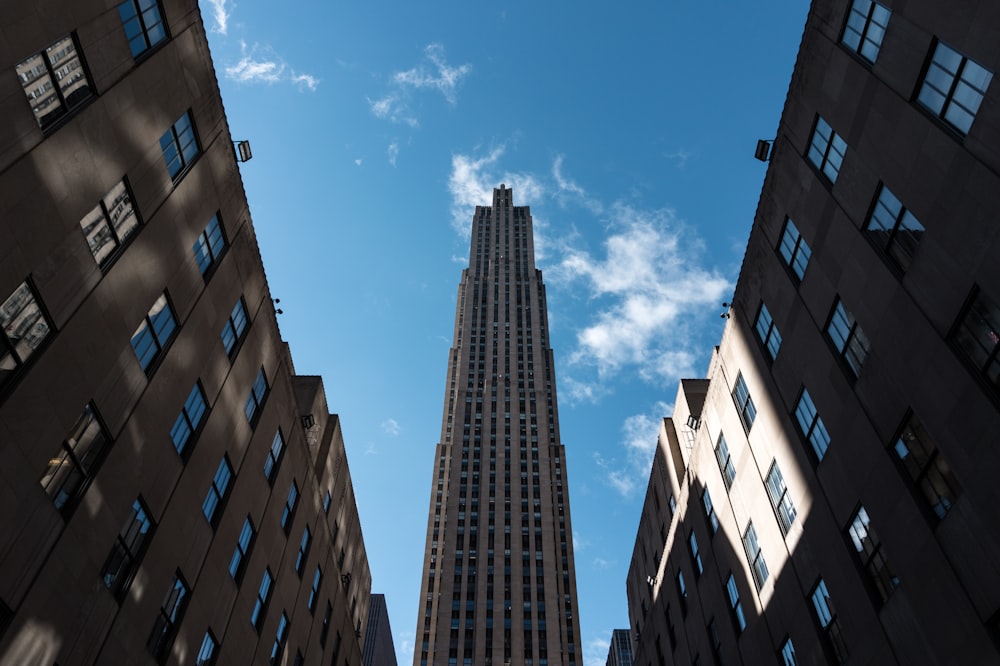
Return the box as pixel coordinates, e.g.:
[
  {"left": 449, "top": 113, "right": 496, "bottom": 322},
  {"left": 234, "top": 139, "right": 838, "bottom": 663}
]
[
  {"left": 79, "top": 178, "right": 140, "bottom": 268},
  {"left": 826, "top": 298, "right": 870, "bottom": 378},
  {"left": 702, "top": 489, "right": 719, "bottom": 535},
  {"left": 251, "top": 568, "right": 274, "bottom": 631},
  {"left": 714, "top": 433, "right": 736, "bottom": 489},
  {"left": 102, "top": 497, "right": 154, "bottom": 598},
  {"left": 320, "top": 601, "right": 332, "bottom": 646},
  {"left": 1, "top": 280, "right": 52, "bottom": 387},
  {"left": 688, "top": 532, "right": 704, "bottom": 577},
  {"left": 811, "top": 579, "right": 848, "bottom": 663},
  {"left": 147, "top": 571, "right": 189, "bottom": 662},
  {"left": 195, "top": 630, "right": 217, "bottom": 666},
  {"left": 668, "top": 494, "right": 677, "bottom": 518},
  {"left": 40, "top": 403, "right": 111, "bottom": 514},
  {"left": 866, "top": 193, "right": 924, "bottom": 279},
  {"left": 170, "top": 382, "right": 207, "bottom": 457},
  {"left": 725, "top": 574, "right": 746, "bottom": 633},
  {"left": 917, "top": 41, "right": 993, "bottom": 135},
  {"left": 754, "top": 302, "right": 782, "bottom": 360},
  {"left": 765, "top": 461, "right": 797, "bottom": 536},
  {"left": 841, "top": 0, "right": 890, "bottom": 63},
  {"left": 676, "top": 570, "right": 688, "bottom": 617},
  {"left": 847, "top": 506, "right": 898, "bottom": 603},
  {"left": 202, "top": 456, "right": 233, "bottom": 527},
  {"left": 245, "top": 368, "right": 269, "bottom": 426},
  {"left": 264, "top": 429, "right": 285, "bottom": 484},
  {"left": 794, "top": 389, "right": 831, "bottom": 461},
  {"left": 280, "top": 481, "right": 299, "bottom": 534},
  {"left": 892, "top": 413, "right": 961, "bottom": 519},
  {"left": 951, "top": 288, "right": 1000, "bottom": 389},
  {"left": 742, "top": 522, "right": 769, "bottom": 589},
  {"left": 308, "top": 566, "right": 323, "bottom": 612},
  {"left": 17, "top": 34, "right": 92, "bottom": 129},
  {"left": 222, "top": 298, "right": 249, "bottom": 358},
  {"left": 229, "top": 516, "right": 256, "bottom": 582},
  {"left": 194, "top": 214, "right": 227, "bottom": 276},
  {"left": 295, "top": 526, "right": 311, "bottom": 575},
  {"left": 323, "top": 490, "right": 332, "bottom": 514},
  {"left": 807, "top": 116, "right": 847, "bottom": 183},
  {"left": 160, "top": 111, "right": 199, "bottom": 180},
  {"left": 778, "top": 219, "right": 811, "bottom": 282},
  {"left": 119, "top": 0, "right": 168, "bottom": 57},
  {"left": 779, "top": 637, "right": 797, "bottom": 666},
  {"left": 731, "top": 372, "right": 757, "bottom": 433},
  {"left": 131, "top": 293, "right": 177, "bottom": 373},
  {"left": 271, "top": 611, "right": 289, "bottom": 663}
]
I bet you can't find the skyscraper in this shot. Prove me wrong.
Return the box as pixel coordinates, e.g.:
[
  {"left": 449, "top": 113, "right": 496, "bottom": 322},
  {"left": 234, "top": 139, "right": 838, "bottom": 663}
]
[{"left": 414, "top": 186, "right": 582, "bottom": 665}]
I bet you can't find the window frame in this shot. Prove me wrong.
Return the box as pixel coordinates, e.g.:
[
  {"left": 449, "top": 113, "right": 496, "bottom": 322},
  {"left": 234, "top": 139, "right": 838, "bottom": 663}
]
[
  {"left": 170, "top": 381, "right": 209, "bottom": 459},
  {"left": 271, "top": 611, "right": 290, "bottom": 663},
  {"left": 916, "top": 40, "right": 993, "bottom": 136},
  {"left": 229, "top": 516, "right": 256, "bottom": 583},
  {"left": 764, "top": 460, "right": 797, "bottom": 537},
  {"left": 688, "top": 531, "right": 704, "bottom": 578},
  {"left": 102, "top": 497, "right": 155, "bottom": 600},
  {"left": 825, "top": 297, "right": 871, "bottom": 379},
  {"left": 864, "top": 183, "right": 925, "bottom": 273},
  {"left": 251, "top": 567, "right": 274, "bottom": 632},
  {"left": 195, "top": 630, "right": 218, "bottom": 666},
  {"left": 16, "top": 32, "right": 94, "bottom": 131},
  {"left": 308, "top": 566, "right": 323, "bottom": 613},
  {"left": 779, "top": 636, "right": 797, "bottom": 666},
  {"left": 79, "top": 177, "right": 142, "bottom": 269},
  {"left": 202, "top": 455, "right": 234, "bottom": 528},
  {"left": 725, "top": 574, "right": 746, "bottom": 634},
  {"left": 807, "top": 115, "right": 848, "bottom": 184},
  {"left": 742, "top": 521, "right": 769, "bottom": 590},
  {"left": 794, "top": 387, "right": 831, "bottom": 462},
  {"left": 846, "top": 505, "right": 898, "bottom": 604},
  {"left": 245, "top": 367, "right": 269, "bottom": 427},
  {"left": 950, "top": 286, "right": 1000, "bottom": 394},
  {"left": 295, "top": 526, "right": 311, "bottom": 576},
  {"left": 777, "top": 218, "right": 811, "bottom": 283},
  {"left": 889, "top": 411, "right": 961, "bottom": 521},
  {"left": 753, "top": 302, "right": 782, "bottom": 361},
  {"left": 147, "top": 570, "right": 190, "bottom": 663},
  {"left": 264, "top": 428, "right": 286, "bottom": 485},
  {"left": 40, "top": 402, "right": 112, "bottom": 517},
  {"left": 810, "top": 578, "right": 848, "bottom": 664},
  {"left": 714, "top": 433, "right": 736, "bottom": 489},
  {"left": 118, "top": 0, "right": 169, "bottom": 59},
  {"left": 702, "top": 488, "right": 719, "bottom": 535},
  {"left": 840, "top": 0, "right": 890, "bottom": 64},
  {"left": 130, "top": 292, "right": 178, "bottom": 375},
  {"left": 280, "top": 480, "right": 300, "bottom": 535},
  {"left": 221, "top": 297, "right": 250, "bottom": 360},
  {"left": 1, "top": 278, "right": 54, "bottom": 395},
  {"left": 731, "top": 372, "right": 757, "bottom": 434},
  {"left": 194, "top": 213, "right": 228, "bottom": 278},
  {"left": 160, "top": 110, "right": 201, "bottom": 182}
]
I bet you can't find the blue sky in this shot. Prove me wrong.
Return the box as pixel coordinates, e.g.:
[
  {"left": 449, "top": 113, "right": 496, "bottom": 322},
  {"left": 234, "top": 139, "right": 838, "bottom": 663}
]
[{"left": 202, "top": 1, "right": 809, "bottom": 662}]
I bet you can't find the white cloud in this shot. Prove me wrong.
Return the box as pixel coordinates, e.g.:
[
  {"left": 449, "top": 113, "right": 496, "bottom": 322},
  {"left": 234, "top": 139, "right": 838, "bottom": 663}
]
[
  {"left": 450, "top": 254, "right": 468, "bottom": 264},
  {"left": 393, "top": 43, "right": 471, "bottom": 104},
  {"left": 594, "top": 402, "right": 672, "bottom": 498},
  {"left": 553, "top": 155, "right": 603, "bottom": 214},
  {"left": 447, "top": 146, "right": 545, "bottom": 236},
  {"left": 206, "top": 0, "right": 231, "bottom": 35},
  {"left": 225, "top": 42, "right": 319, "bottom": 91},
  {"left": 366, "top": 95, "right": 418, "bottom": 127},
  {"left": 583, "top": 633, "right": 612, "bottom": 666},
  {"left": 354, "top": 158, "right": 363, "bottom": 166},
  {"left": 387, "top": 142, "right": 399, "bottom": 167},
  {"left": 381, "top": 418, "right": 401, "bottom": 436},
  {"left": 665, "top": 148, "right": 693, "bottom": 168}
]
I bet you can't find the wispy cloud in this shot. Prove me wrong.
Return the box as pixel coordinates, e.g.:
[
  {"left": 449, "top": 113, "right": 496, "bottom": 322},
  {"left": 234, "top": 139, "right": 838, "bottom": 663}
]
[
  {"left": 206, "top": 0, "right": 231, "bottom": 35},
  {"left": 451, "top": 254, "right": 468, "bottom": 264},
  {"left": 665, "top": 148, "right": 693, "bottom": 168},
  {"left": 366, "top": 94, "right": 418, "bottom": 127},
  {"left": 553, "top": 155, "right": 603, "bottom": 214},
  {"left": 225, "top": 42, "right": 319, "bottom": 91},
  {"left": 447, "top": 145, "right": 545, "bottom": 236},
  {"left": 387, "top": 142, "right": 400, "bottom": 167},
  {"left": 368, "top": 43, "right": 471, "bottom": 126},
  {"left": 354, "top": 158, "right": 363, "bottom": 166},
  {"left": 381, "top": 418, "right": 401, "bottom": 436},
  {"left": 594, "top": 402, "right": 671, "bottom": 498},
  {"left": 583, "top": 633, "right": 612, "bottom": 666}
]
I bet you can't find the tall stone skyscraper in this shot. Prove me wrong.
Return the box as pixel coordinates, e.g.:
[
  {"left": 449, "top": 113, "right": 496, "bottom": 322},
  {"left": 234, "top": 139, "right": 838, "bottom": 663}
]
[{"left": 415, "top": 186, "right": 582, "bottom": 665}]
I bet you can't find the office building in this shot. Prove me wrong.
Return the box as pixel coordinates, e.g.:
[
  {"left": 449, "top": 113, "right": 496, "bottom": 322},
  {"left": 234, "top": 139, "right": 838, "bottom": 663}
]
[
  {"left": 605, "top": 629, "right": 634, "bottom": 666},
  {"left": 363, "top": 594, "right": 399, "bottom": 666},
  {"left": 0, "top": 1, "right": 371, "bottom": 664},
  {"left": 627, "top": 0, "right": 1000, "bottom": 663},
  {"left": 414, "top": 185, "right": 583, "bottom": 665}
]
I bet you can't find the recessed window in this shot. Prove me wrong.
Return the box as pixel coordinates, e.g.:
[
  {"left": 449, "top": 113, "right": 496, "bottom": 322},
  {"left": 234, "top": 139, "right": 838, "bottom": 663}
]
[
  {"left": 742, "top": 521, "right": 769, "bottom": 589},
  {"left": 160, "top": 110, "right": 200, "bottom": 181},
  {"left": 731, "top": 372, "right": 757, "bottom": 433},
  {"left": 811, "top": 579, "right": 848, "bottom": 663},
  {"left": 847, "top": 505, "right": 899, "bottom": 603},
  {"left": 714, "top": 433, "right": 736, "bottom": 489},
  {"left": 676, "top": 570, "right": 688, "bottom": 617},
  {"left": 1, "top": 279, "right": 53, "bottom": 388},
  {"left": 221, "top": 298, "right": 249, "bottom": 359},
  {"left": 807, "top": 116, "right": 847, "bottom": 183},
  {"left": 264, "top": 429, "right": 286, "bottom": 484},
  {"left": 229, "top": 516, "right": 255, "bottom": 583},
  {"left": 244, "top": 367, "right": 269, "bottom": 426},
  {"left": 794, "top": 388, "right": 831, "bottom": 461},
  {"left": 195, "top": 630, "right": 218, "bottom": 666},
  {"left": 779, "top": 637, "right": 797, "bottom": 666},
  {"left": 251, "top": 567, "right": 274, "bottom": 631},
  {"left": 79, "top": 178, "right": 140, "bottom": 268},
  {"left": 701, "top": 489, "right": 719, "bottom": 535},
  {"left": 170, "top": 382, "right": 207, "bottom": 457},
  {"left": 725, "top": 574, "right": 746, "bottom": 634},
  {"left": 951, "top": 287, "right": 1000, "bottom": 390},
  {"left": 865, "top": 184, "right": 925, "bottom": 272},
  {"left": 194, "top": 214, "right": 227, "bottom": 276},
  {"left": 147, "top": 571, "right": 189, "bottom": 663},
  {"left": 40, "top": 403, "right": 111, "bottom": 515},
  {"left": 754, "top": 302, "right": 782, "bottom": 360},
  {"left": 917, "top": 41, "right": 993, "bottom": 135},
  {"left": 323, "top": 490, "right": 332, "bottom": 514},
  {"left": 17, "top": 34, "right": 93, "bottom": 129},
  {"left": 308, "top": 567, "right": 323, "bottom": 613},
  {"left": 102, "top": 497, "right": 154, "bottom": 598},
  {"left": 891, "top": 413, "right": 961, "bottom": 519},
  {"left": 688, "top": 532, "right": 704, "bottom": 578},
  {"left": 295, "top": 526, "right": 311, "bottom": 575},
  {"left": 118, "top": 0, "right": 168, "bottom": 58},
  {"left": 271, "top": 612, "right": 289, "bottom": 663},
  {"left": 320, "top": 602, "right": 332, "bottom": 646},
  {"left": 841, "top": 0, "right": 890, "bottom": 63},
  {"left": 280, "top": 481, "right": 299, "bottom": 534},
  {"left": 778, "top": 219, "right": 811, "bottom": 282},
  {"left": 765, "top": 461, "right": 797, "bottom": 536},
  {"left": 826, "top": 298, "right": 870, "bottom": 378},
  {"left": 131, "top": 293, "right": 177, "bottom": 373},
  {"left": 202, "top": 456, "right": 233, "bottom": 527}
]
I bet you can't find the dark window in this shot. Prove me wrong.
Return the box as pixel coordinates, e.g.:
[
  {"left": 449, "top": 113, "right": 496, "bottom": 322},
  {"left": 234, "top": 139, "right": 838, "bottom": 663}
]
[
  {"left": 688, "top": 532, "right": 704, "bottom": 578},
  {"left": 891, "top": 413, "right": 961, "bottom": 519},
  {"left": 0, "top": 598, "right": 12, "bottom": 643},
  {"left": 725, "top": 574, "right": 746, "bottom": 633},
  {"left": 714, "top": 433, "right": 736, "bottom": 489},
  {"left": 708, "top": 618, "right": 722, "bottom": 665},
  {"left": 280, "top": 481, "right": 299, "bottom": 534},
  {"left": 195, "top": 630, "right": 218, "bottom": 665},
  {"left": 323, "top": 490, "right": 332, "bottom": 514},
  {"left": 702, "top": 489, "right": 719, "bottom": 535},
  {"left": 826, "top": 298, "right": 870, "bottom": 378},
  {"left": 160, "top": 111, "right": 200, "bottom": 180},
  {"left": 917, "top": 41, "right": 993, "bottom": 135},
  {"left": 131, "top": 293, "right": 177, "bottom": 373},
  {"left": 847, "top": 505, "right": 898, "bottom": 603},
  {"left": 40, "top": 403, "right": 111, "bottom": 515},
  {"left": 778, "top": 219, "right": 811, "bottom": 282},
  {"left": 765, "top": 461, "right": 797, "bottom": 536},
  {"left": 118, "top": 0, "right": 168, "bottom": 58},
  {"left": 147, "top": 571, "right": 189, "bottom": 662},
  {"left": 202, "top": 456, "right": 233, "bottom": 527},
  {"left": 270, "top": 611, "right": 289, "bottom": 663},
  {"left": 294, "top": 526, "right": 311, "bottom": 575},
  {"left": 811, "top": 579, "right": 848, "bottom": 663},
  {"left": 308, "top": 567, "right": 323, "bottom": 612},
  {"left": 676, "top": 571, "right": 688, "bottom": 617},
  {"left": 1, "top": 280, "right": 53, "bottom": 388},
  {"left": 865, "top": 184, "right": 924, "bottom": 272},
  {"left": 264, "top": 429, "right": 285, "bottom": 484},
  {"left": 794, "top": 388, "right": 830, "bottom": 460},
  {"left": 79, "top": 178, "right": 140, "bottom": 266},
  {"left": 841, "top": 0, "right": 890, "bottom": 63},
  {"left": 251, "top": 568, "right": 273, "bottom": 631},
  {"left": 951, "top": 288, "right": 1000, "bottom": 390},
  {"left": 229, "top": 516, "right": 255, "bottom": 582},
  {"left": 754, "top": 302, "right": 782, "bottom": 360},
  {"left": 742, "top": 522, "right": 769, "bottom": 589},
  {"left": 16, "top": 33, "right": 92, "bottom": 129},
  {"left": 779, "top": 637, "right": 797, "bottom": 665},
  {"left": 245, "top": 368, "right": 269, "bottom": 426},
  {"left": 170, "top": 382, "right": 207, "bottom": 457},
  {"left": 807, "top": 116, "right": 847, "bottom": 183},
  {"left": 320, "top": 601, "right": 332, "bottom": 646},
  {"left": 731, "top": 372, "right": 756, "bottom": 433},
  {"left": 221, "top": 298, "right": 249, "bottom": 358},
  {"left": 194, "top": 214, "right": 227, "bottom": 276},
  {"left": 102, "top": 497, "right": 154, "bottom": 598}
]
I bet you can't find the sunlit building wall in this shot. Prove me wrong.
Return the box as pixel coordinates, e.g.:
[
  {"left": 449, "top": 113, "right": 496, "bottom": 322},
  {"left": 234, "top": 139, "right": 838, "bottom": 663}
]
[
  {"left": 627, "top": 0, "right": 1000, "bottom": 663},
  {"left": 0, "top": 1, "right": 372, "bottom": 664}
]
